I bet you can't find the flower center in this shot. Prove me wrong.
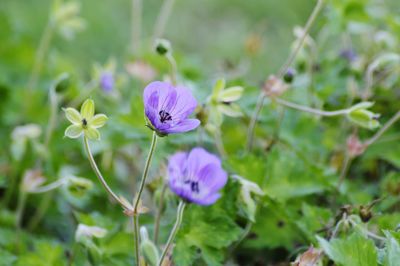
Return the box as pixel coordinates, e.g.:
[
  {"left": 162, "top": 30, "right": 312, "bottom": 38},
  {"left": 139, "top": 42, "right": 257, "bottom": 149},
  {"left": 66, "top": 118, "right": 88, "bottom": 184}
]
[
  {"left": 82, "top": 118, "right": 88, "bottom": 128},
  {"left": 184, "top": 180, "right": 199, "bottom": 193},
  {"left": 159, "top": 110, "right": 172, "bottom": 123}
]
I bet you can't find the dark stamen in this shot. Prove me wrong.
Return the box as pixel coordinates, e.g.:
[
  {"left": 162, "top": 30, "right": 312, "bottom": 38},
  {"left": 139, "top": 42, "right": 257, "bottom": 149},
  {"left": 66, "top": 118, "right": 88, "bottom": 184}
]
[
  {"left": 159, "top": 110, "right": 172, "bottom": 123},
  {"left": 82, "top": 118, "right": 88, "bottom": 126},
  {"left": 190, "top": 181, "right": 199, "bottom": 193}
]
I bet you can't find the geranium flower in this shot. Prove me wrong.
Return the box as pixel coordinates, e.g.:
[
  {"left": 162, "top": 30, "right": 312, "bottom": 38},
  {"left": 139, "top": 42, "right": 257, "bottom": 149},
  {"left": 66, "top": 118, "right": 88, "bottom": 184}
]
[
  {"left": 167, "top": 147, "right": 228, "bottom": 205},
  {"left": 100, "top": 71, "right": 114, "bottom": 93},
  {"left": 143, "top": 81, "right": 200, "bottom": 136},
  {"left": 64, "top": 99, "right": 108, "bottom": 140}
]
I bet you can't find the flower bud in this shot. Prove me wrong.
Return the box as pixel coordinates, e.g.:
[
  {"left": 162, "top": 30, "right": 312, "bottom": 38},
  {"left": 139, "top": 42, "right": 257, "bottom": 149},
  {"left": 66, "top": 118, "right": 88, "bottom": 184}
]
[
  {"left": 346, "top": 134, "right": 365, "bottom": 157},
  {"left": 346, "top": 102, "right": 380, "bottom": 129},
  {"left": 262, "top": 75, "right": 288, "bottom": 97},
  {"left": 292, "top": 246, "right": 322, "bottom": 266},
  {"left": 154, "top": 38, "right": 172, "bottom": 55},
  {"left": 359, "top": 205, "right": 373, "bottom": 223},
  {"left": 283, "top": 68, "right": 296, "bottom": 83},
  {"left": 140, "top": 227, "right": 159, "bottom": 266}
]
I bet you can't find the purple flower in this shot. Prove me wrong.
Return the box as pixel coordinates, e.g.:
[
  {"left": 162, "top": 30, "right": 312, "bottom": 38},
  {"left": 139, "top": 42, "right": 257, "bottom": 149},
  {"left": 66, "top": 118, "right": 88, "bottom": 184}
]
[
  {"left": 168, "top": 147, "right": 228, "bottom": 205},
  {"left": 100, "top": 72, "right": 114, "bottom": 93},
  {"left": 143, "top": 81, "right": 200, "bottom": 136}
]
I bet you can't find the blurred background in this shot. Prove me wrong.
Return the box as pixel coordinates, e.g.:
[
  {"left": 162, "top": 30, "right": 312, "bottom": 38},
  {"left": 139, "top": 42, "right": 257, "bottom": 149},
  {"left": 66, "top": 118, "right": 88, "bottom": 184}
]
[{"left": 1, "top": 0, "right": 400, "bottom": 265}]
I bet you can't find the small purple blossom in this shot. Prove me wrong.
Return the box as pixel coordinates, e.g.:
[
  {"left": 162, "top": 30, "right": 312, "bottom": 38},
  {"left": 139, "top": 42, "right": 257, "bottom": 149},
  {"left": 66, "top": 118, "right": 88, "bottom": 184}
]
[
  {"left": 100, "top": 72, "right": 114, "bottom": 93},
  {"left": 143, "top": 81, "right": 200, "bottom": 136},
  {"left": 168, "top": 147, "right": 228, "bottom": 205}
]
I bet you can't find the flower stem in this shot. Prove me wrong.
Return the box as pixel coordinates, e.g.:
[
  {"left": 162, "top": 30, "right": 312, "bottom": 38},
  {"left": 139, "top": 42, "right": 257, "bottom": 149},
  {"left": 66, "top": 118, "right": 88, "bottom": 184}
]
[
  {"left": 158, "top": 200, "right": 186, "bottom": 266},
  {"left": 336, "top": 151, "right": 352, "bottom": 191},
  {"left": 166, "top": 53, "right": 178, "bottom": 85},
  {"left": 28, "top": 178, "right": 67, "bottom": 194},
  {"left": 15, "top": 191, "right": 27, "bottom": 229},
  {"left": 27, "top": 21, "right": 54, "bottom": 91},
  {"left": 152, "top": 0, "right": 176, "bottom": 42},
  {"left": 132, "top": 215, "right": 140, "bottom": 266},
  {"left": 246, "top": 0, "right": 324, "bottom": 151},
  {"left": 364, "top": 110, "right": 400, "bottom": 147},
  {"left": 83, "top": 136, "right": 127, "bottom": 208},
  {"left": 154, "top": 182, "right": 167, "bottom": 245},
  {"left": 274, "top": 97, "right": 350, "bottom": 117},
  {"left": 132, "top": 131, "right": 158, "bottom": 265}
]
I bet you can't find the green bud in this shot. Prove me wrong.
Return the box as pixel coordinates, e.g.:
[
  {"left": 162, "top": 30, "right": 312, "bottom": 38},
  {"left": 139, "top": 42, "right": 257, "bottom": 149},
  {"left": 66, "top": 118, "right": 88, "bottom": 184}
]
[
  {"left": 140, "top": 227, "right": 159, "bottom": 266},
  {"left": 347, "top": 102, "right": 380, "bottom": 129},
  {"left": 154, "top": 38, "right": 171, "bottom": 55}
]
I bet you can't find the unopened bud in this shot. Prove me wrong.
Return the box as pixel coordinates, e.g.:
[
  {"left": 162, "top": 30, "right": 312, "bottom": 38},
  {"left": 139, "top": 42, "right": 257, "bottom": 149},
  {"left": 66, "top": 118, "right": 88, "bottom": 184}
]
[
  {"left": 140, "top": 226, "right": 159, "bottom": 266},
  {"left": 283, "top": 68, "right": 296, "bottom": 83},
  {"left": 21, "top": 169, "right": 46, "bottom": 193},
  {"left": 346, "top": 134, "right": 365, "bottom": 157},
  {"left": 154, "top": 38, "right": 171, "bottom": 56},
  {"left": 262, "top": 75, "right": 288, "bottom": 97}
]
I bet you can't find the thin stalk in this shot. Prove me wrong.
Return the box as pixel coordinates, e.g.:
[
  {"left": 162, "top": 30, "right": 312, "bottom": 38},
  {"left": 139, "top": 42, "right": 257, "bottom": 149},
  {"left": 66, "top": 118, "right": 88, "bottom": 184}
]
[
  {"left": 246, "top": 0, "right": 324, "bottom": 151},
  {"left": 132, "top": 131, "right": 158, "bottom": 265},
  {"left": 158, "top": 200, "right": 186, "bottom": 266},
  {"left": 83, "top": 137, "right": 127, "bottom": 208},
  {"left": 246, "top": 93, "right": 266, "bottom": 151},
  {"left": 337, "top": 152, "right": 352, "bottom": 191},
  {"left": 154, "top": 182, "right": 167, "bottom": 244},
  {"left": 28, "top": 178, "right": 67, "bottom": 194},
  {"left": 166, "top": 53, "right": 177, "bottom": 85},
  {"left": 277, "top": 0, "right": 324, "bottom": 78},
  {"left": 27, "top": 22, "right": 54, "bottom": 91},
  {"left": 132, "top": 131, "right": 158, "bottom": 212},
  {"left": 152, "top": 0, "right": 176, "bottom": 42},
  {"left": 364, "top": 110, "right": 400, "bottom": 147},
  {"left": 274, "top": 97, "right": 350, "bottom": 117},
  {"left": 131, "top": 0, "right": 142, "bottom": 54},
  {"left": 215, "top": 129, "right": 227, "bottom": 158},
  {"left": 15, "top": 191, "right": 27, "bottom": 229},
  {"left": 132, "top": 215, "right": 140, "bottom": 266}
]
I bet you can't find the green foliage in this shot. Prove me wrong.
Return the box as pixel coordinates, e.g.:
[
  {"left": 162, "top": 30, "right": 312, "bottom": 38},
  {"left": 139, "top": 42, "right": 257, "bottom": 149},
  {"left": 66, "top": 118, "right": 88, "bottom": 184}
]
[
  {"left": 318, "top": 233, "right": 378, "bottom": 266},
  {"left": 0, "top": 0, "right": 400, "bottom": 265}
]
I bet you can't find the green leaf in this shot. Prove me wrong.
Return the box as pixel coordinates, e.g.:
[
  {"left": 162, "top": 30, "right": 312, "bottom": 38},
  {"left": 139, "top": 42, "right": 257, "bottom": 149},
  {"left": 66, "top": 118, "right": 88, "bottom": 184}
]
[
  {"left": 173, "top": 195, "right": 242, "bottom": 266},
  {"left": 317, "top": 232, "right": 378, "bottom": 266},
  {"left": 0, "top": 248, "right": 17, "bottom": 266},
  {"left": 383, "top": 231, "right": 400, "bottom": 266}
]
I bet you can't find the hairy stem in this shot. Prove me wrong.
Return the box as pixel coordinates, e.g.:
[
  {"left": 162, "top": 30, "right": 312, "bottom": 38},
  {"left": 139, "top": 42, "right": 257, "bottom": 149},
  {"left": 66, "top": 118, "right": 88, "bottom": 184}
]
[
  {"left": 83, "top": 137, "right": 127, "bottom": 208},
  {"left": 152, "top": 0, "right": 176, "bottom": 42},
  {"left": 28, "top": 178, "right": 67, "bottom": 194},
  {"left": 337, "top": 152, "right": 352, "bottom": 191},
  {"left": 364, "top": 110, "right": 400, "bottom": 147},
  {"left": 166, "top": 53, "right": 178, "bottom": 85},
  {"left": 274, "top": 97, "right": 350, "bottom": 117},
  {"left": 132, "top": 131, "right": 158, "bottom": 265},
  {"left": 154, "top": 182, "right": 167, "bottom": 245},
  {"left": 27, "top": 22, "right": 54, "bottom": 91},
  {"left": 246, "top": 0, "right": 324, "bottom": 151},
  {"left": 158, "top": 200, "right": 186, "bottom": 266}
]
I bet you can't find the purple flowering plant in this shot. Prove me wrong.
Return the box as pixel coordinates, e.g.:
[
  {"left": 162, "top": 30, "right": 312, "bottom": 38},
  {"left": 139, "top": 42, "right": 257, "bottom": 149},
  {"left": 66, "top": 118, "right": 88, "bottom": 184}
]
[
  {"left": 143, "top": 81, "right": 200, "bottom": 137},
  {"left": 168, "top": 147, "right": 228, "bottom": 205}
]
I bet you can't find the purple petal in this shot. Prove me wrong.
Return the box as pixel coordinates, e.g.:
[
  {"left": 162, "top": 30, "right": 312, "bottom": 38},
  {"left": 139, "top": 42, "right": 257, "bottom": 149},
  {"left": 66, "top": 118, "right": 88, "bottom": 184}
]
[
  {"left": 186, "top": 147, "right": 221, "bottom": 177},
  {"left": 197, "top": 163, "right": 228, "bottom": 193},
  {"left": 168, "top": 86, "right": 198, "bottom": 120},
  {"left": 168, "top": 152, "right": 188, "bottom": 182},
  {"left": 163, "top": 119, "right": 200, "bottom": 134},
  {"left": 143, "top": 81, "right": 175, "bottom": 110},
  {"left": 192, "top": 193, "right": 221, "bottom": 206}
]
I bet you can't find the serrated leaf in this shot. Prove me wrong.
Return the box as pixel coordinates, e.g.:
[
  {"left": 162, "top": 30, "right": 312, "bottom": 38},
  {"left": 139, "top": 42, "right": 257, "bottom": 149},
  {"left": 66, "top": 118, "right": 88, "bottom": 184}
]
[{"left": 317, "top": 232, "right": 378, "bottom": 266}]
